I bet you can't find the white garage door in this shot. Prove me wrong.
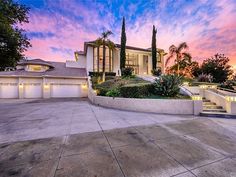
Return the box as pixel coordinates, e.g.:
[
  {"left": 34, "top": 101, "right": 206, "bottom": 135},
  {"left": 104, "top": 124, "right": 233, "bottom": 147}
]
[
  {"left": 0, "top": 83, "right": 18, "bottom": 98},
  {"left": 24, "top": 83, "right": 42, "bottom": 98},
  {"left": 51, "top": 84, "right": 81, "bottom": 98}
]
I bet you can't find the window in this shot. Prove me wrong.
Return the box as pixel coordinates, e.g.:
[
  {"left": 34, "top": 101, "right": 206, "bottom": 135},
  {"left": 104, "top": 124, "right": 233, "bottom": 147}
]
[
  {"left": 126, "top": 53, "right": 139, "bottom": 74},
  {"left": 26, "top": 65, "right": 48, "bottom": 72},
  {"left": 93, "top": 46, "right": 113, "bottom": 72}
]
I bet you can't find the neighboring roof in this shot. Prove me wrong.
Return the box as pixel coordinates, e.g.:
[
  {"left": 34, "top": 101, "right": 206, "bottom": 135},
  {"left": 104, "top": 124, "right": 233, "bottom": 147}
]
[
  {"left": 79, "top": 41, "right": 165, "bottom": 55},
  {"left": 18, "top": 59, "right": 54, "bottom": 68},
  {"left": 0, "top": 61, "right": 87, "bottom": 78}
]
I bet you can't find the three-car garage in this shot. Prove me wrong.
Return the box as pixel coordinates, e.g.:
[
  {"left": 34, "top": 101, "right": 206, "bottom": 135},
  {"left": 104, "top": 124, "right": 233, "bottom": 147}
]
[{"left": 0, "top": 77, "right": 88, "bottom": 99}]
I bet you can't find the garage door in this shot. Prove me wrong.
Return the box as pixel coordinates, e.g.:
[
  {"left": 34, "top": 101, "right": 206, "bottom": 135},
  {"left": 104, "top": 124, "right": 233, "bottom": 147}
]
[
  {"left": 0, "top": 83, "right": 18, "bottom": 98},
  {"left": 51, "top": 84, "right": 81, "bottom": 98},
  {"left": 23, "top": 83, "right": 42, "bottom": 98}
]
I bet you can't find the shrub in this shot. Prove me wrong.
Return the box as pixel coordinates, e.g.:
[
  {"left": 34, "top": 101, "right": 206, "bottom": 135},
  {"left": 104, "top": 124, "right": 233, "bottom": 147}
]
[
  {"left": 197, "top": 73, "right": 213, "bottom": 82},
  {"left": 120, "top": 83, "right": 152, "bottom": 98},
  {"left": 91, "top": 76, "right": 102, "bottom": 89},
  {"left": 121, "top": 67, "right": 133, "bottom": 77},
  {"left": 106, "top": 88, "right": 120, "bottom": 97},
  {"left": 153, "top": 74, "right": 182, "bottom": 97},
  {"left": 89, "top": 72, "right": 116, "bottom": 77},
  {"left": 219, "top": 80, "right": 236, "bottom": 90},
  {"left": 151, "top": 69, "right": 162, "bottom": 76}
]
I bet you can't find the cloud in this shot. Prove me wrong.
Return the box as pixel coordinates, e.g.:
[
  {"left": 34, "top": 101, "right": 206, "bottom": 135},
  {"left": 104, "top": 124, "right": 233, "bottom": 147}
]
[{"left": 20, "top": 0, "right": 236, "bottom": 66}]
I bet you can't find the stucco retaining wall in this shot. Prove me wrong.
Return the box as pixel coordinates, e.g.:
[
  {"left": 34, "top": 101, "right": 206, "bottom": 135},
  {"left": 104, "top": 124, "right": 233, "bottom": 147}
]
[{"left": 88, "top": 84, "right": 202, "bottom": 115}]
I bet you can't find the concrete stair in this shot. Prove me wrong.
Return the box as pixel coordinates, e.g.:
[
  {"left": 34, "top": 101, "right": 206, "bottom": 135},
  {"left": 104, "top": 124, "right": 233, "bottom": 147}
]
[{"left": 200, "top": 98, "right": 236, "bottom": 118}]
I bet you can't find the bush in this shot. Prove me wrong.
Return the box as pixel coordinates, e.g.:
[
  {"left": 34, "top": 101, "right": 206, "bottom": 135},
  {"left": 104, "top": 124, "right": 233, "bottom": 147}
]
[
  {"left": 219, "top": 80, "right": 236, "bottom": 90},
  {"left": 120, "top": 83, "right": 152, "bottom": 98},
  {"left": 151, "top": 69, "right": 162, "bottom": 76},
  {"left": 106, "top": 88, "right": 120, "bottom": 97},
  {"left": 153, "top": 74, "right": 182, "bottom": 97},
  {"left": 197, "top": 74, "right": 213, "bottom": 82},
  {"left": 89, "top": 72, "right": 116, "bottom": 77},
  {"left": 121, "top": 67, "right": 133, "bottom": 77}
]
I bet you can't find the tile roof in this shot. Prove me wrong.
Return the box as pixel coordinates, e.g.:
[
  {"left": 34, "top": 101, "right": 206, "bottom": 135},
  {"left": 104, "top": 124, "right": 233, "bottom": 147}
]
[{"left": 0, "top": 62, "right": 87, "bottom": 78}]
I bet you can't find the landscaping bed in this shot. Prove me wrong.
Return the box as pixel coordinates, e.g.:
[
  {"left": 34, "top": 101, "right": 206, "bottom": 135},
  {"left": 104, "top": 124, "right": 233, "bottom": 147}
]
[{"left": 91, "top": 74, "right": 190, "bottom": 99}]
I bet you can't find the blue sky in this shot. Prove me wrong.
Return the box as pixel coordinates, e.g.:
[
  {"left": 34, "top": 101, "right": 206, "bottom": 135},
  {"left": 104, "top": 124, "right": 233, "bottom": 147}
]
[{"left": 17, "top": 0, "right": 236, "bottom": 66}]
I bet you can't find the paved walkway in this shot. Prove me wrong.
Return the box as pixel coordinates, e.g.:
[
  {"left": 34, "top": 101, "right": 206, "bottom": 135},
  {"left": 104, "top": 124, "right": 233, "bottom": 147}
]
[{"left": 0, "top": 99, "right": 236, "bottom": 177}]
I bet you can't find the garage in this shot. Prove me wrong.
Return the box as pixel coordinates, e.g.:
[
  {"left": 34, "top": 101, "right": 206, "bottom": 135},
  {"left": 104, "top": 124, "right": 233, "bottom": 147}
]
[
  {"left": 0, "top": 83, "right": 18, "bottom": 98},
  {"left": 51, "top": 84, "right": 82, "bottom": 98},
  {"left": 0, "top": 59, "right": 88, "bottom": 99},
  {"left": 23, "top": 83, "right": 42, "bottom": 98}
]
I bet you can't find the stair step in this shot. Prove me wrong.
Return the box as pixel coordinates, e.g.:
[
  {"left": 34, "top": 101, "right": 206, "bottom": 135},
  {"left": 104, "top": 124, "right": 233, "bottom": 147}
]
[
  {"left": 203, "top": 102, "right": 216, "bottom": 105},
  {"left": 203, "top": 100, "right": 211, "bottom": 102},
  {"left": 203, "top": 109, "right": 227, "bottom": 113},
  {"left": 203, "top": 105, "right": 223, "bottom": 109},
  {"left": 200, "top": 112, "right": 236, "bottom": 119}
]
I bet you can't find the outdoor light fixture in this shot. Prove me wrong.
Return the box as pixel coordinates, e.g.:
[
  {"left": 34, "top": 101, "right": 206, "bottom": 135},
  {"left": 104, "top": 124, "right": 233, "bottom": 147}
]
[
  {"left": 19, "top": 83, "right": 23, "bottom": 88},
  {"left": 44, "top": 83, "right": 49, "bottom": 89},
  {"left": 199, "top": 85, "right": 217, "bottom": 89},
  {"left": 82, "top": 83, "right": 87, "bottom": 89},
  {"left": 199, "top": 85, "right": 207, "bottom": 89},
  {"left": 191, "top": 95, "right": 202, "bottom": 100},
  {"left": 183, "top": 82, "right": 189, "bottom": 86},
  {"left": 94, "top": 90, "right": 97, "bottom": 94},
  {"left": 225, "top": 96, "right": 236, "bottom": 102}
]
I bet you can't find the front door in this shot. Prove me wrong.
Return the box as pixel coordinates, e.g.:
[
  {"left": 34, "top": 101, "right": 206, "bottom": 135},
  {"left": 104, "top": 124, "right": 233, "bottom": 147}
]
[{"left": 143, "top": 55, "right": 148, "bottom": 74}]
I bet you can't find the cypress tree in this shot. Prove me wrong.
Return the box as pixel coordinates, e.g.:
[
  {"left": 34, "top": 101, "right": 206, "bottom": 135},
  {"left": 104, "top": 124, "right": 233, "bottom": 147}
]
[
  {"left": 152, "top": 25, "right": 157, "bottom": 70},
  {"left": 120, "top": 17, "right": 126, "bottom": 72}
]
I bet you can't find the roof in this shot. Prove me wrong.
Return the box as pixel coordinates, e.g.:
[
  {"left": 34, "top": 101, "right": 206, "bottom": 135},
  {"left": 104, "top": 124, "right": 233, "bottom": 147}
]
[
  {"left": 18, "top": 59, "right": 54, "bottom": 68},
  {"left": 78, "top": 41, "right": 165, "bottom": 55},
  {"left": 0, "top": 61, "right": 87, "bottom": 78}
]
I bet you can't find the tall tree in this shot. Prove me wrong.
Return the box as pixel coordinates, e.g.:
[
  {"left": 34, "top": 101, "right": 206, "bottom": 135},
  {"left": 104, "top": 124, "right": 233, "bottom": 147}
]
[
  {"left": 201, "top": 54, "right": 233, "bottom": 83},
  {"left": 0, "top": 0, "right": 31, "bottom": 70},
  {"left": 165, "top": 42, "right": 190, "bottom": 76},
  {"left": 120, "top": 17, "right": 126, "bottom": 73},
  {"left": 94, "top": 30, "right": 115, "bottom": 81},
  {"left": 151, "top": 25, "right": 157, "bottom": 70}
]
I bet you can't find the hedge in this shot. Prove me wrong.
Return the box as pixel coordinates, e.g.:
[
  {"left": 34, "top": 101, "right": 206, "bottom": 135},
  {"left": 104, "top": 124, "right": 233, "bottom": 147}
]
[
  {"left": 120, "top": 83, "right": 152, "bottom": 98},
  {"left": 89, "top": 72, "right": 116, "bottom": 77}
]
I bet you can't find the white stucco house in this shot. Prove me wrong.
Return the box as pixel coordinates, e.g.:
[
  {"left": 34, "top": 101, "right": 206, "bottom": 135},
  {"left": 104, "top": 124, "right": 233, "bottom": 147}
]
[
  {"left": 75, "top": 41, "right": 166, "bottom": 75},
  {"left": 0, "top": 40, "right": 165, "bottom": 99}
]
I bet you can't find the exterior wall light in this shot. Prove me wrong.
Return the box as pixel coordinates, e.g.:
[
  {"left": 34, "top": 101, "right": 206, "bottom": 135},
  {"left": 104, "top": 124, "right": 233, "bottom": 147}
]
[
  {"left": 44, "top": 83, "right": 49, "bottom": 89},
  {"left": 225, "top": 96, "right": 236, "bottom": 102},
  {"left": 191, "top": 95, "right": 202, "bottom": 100},
  {"left": 82, "top": 83, "right": 87, "bottom": 89},
  {"left": 19, "top": 83, "right": 23, "bottom": 88}
]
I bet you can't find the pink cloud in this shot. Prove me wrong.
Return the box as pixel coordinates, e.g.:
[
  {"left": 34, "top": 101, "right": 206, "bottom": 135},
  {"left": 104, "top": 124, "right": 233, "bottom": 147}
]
[{"left": 22, "top": 0, "right": 236, "bottom": 67}]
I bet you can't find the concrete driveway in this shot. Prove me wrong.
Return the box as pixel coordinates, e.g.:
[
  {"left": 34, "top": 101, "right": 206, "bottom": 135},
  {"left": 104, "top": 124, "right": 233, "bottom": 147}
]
[{"left": 0, "top": 98, "right": 236, "bottom": 177}]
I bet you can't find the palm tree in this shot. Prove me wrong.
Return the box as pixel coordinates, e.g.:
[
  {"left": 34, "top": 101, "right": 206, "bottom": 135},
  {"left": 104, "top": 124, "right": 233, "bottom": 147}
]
[
  {"left": 94, "top": 30, "right": 115, "bottom": 81},
  {"left": 165, "top": 42, "right": 191, "bottom": 76}
]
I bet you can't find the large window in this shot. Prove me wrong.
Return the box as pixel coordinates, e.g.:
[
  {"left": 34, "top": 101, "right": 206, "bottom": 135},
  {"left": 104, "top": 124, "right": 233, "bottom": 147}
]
[
  {"left": 93, "top": 46, "right": 113, "bottom": 72},
  {"left": 125, "top": 53, "right": 139, "bottom": 74}
]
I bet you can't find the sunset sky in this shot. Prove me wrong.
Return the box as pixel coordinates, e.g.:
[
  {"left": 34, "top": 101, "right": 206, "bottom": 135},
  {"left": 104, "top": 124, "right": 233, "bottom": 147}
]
[{"left": 17, "top": 0, "right": 236, "bottom": 67}]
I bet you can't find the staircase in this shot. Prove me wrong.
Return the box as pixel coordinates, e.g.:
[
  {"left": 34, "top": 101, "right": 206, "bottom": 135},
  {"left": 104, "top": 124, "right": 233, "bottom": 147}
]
[{"left": 200, "top": 98, "right": 236, "bottom": 118}]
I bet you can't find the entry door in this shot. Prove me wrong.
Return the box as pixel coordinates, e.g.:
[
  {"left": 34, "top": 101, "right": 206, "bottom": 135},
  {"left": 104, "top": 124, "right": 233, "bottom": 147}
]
[{"left": 143, "top": 55, "right": 148, "bottom": 74}]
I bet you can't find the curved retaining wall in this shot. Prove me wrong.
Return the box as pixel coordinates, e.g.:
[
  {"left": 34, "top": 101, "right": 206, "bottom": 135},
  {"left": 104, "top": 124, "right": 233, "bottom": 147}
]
[{"left": 88, "top": 88, "right": 202, "bottom": 115}]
